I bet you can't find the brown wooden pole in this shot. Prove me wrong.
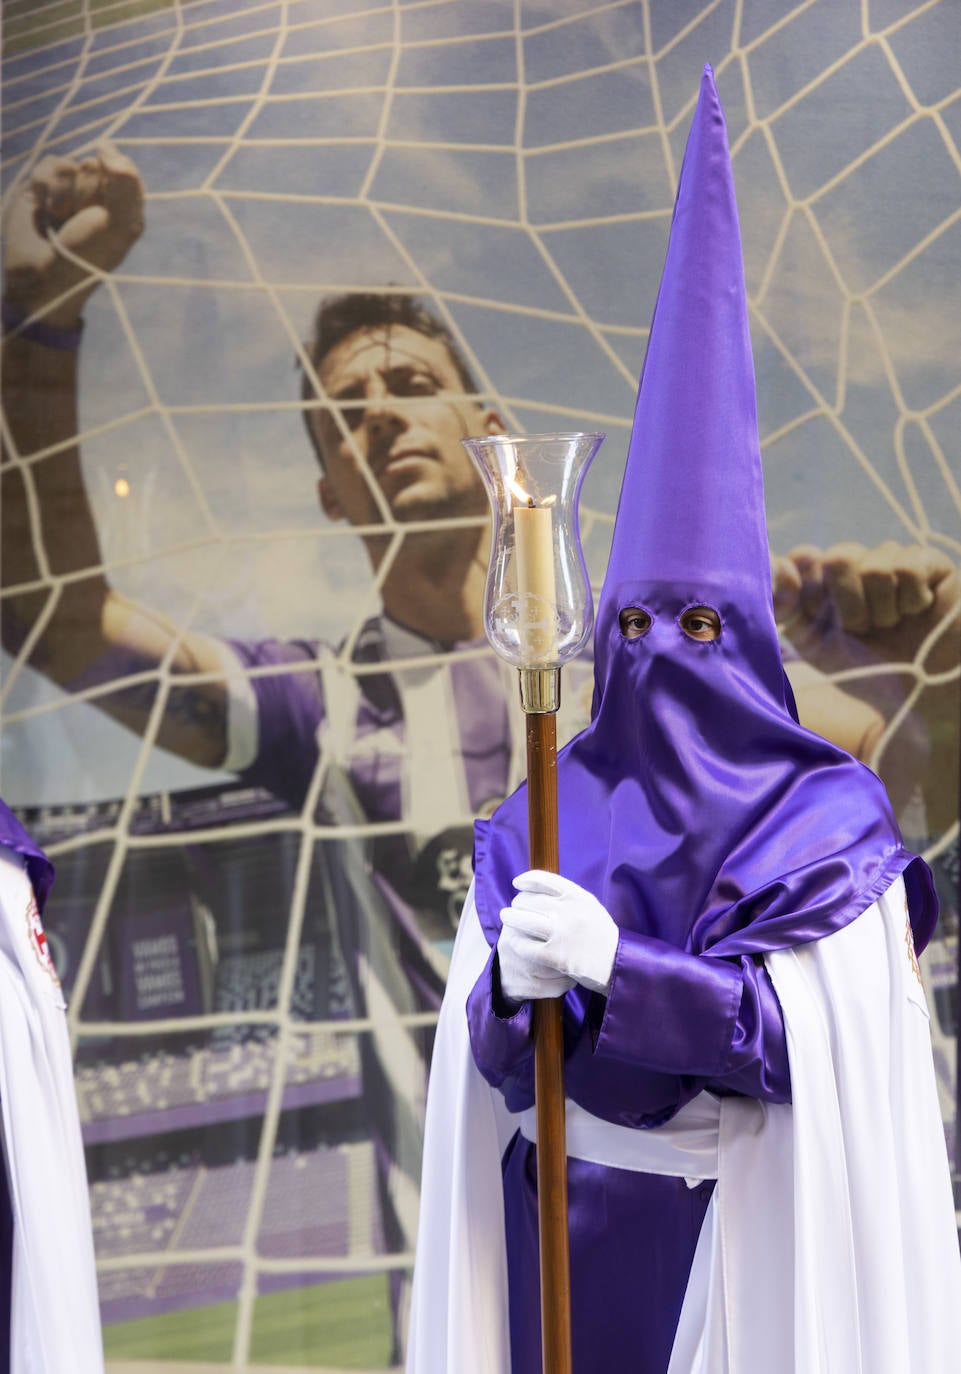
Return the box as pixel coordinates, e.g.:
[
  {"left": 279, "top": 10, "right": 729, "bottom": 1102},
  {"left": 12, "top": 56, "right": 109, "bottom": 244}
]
[{"left": 526, "top": 709, "right": 572, "bottom": 1374}]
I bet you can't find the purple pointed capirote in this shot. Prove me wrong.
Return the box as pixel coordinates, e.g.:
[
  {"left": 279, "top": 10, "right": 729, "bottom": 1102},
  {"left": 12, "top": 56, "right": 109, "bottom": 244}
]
[
  {"left": 473, "top": 59, "right": 935, "bottom": 1022},
  {"left": 609, "top": 67, "right": 768, "bottom": 582},
  {"left": 601, "top": 65, "right": 778, "bottom": 679}
]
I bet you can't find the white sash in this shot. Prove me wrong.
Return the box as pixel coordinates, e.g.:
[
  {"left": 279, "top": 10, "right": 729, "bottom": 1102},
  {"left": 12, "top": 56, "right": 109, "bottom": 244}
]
[{"left": 518, "top": 1091, "right": 720, "bottom": 1184}]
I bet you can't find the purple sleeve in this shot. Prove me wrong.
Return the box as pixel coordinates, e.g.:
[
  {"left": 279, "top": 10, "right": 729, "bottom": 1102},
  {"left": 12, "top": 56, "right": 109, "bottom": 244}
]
[
  {"left": 227, "top": 637, "right": 325, "bottom": 811},
  {"left": 466, "top": 948, "right": 538, "bottom": 1113},
  {"left": 592, "top": 931, "right": 791, "bottom": 1103}
]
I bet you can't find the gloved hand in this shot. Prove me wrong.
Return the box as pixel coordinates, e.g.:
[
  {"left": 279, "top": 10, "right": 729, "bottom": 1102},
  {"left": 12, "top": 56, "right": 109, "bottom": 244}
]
[
  {"left": 497, "top": 918, "right": 576, "bottom": 1005},
  {"left": 496, "top": 870, "right": 619, "bottom": 1003}
]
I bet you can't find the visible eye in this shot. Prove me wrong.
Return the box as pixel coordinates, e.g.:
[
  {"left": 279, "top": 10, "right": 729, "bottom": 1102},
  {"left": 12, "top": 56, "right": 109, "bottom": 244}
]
[
  {"left": 385, "top": 366, "right": 440, "bottom": 397},
  {"left": 619, "top": 607, "right": 653, "bottom": 639},
  {"left": 679, "top": 605, "right": 721, "bottom": 641},
  {"left": 330, "top": 385, "right": 366, "bottom": 431}
]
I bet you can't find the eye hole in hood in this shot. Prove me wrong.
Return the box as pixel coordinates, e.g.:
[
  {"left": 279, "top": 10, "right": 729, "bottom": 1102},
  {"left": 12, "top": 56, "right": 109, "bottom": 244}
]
[
  {"left": 619, "top": 606, "right": 653, "bottom": 639},
  {"left": 679, "top": 605, "right": 721, "bottom": 641},
  {"left": 617, "top": 604, "right": 722, "bottom": 642}
]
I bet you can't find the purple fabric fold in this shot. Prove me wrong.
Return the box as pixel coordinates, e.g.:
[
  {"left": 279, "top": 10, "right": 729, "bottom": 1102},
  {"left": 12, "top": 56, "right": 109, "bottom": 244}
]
[
  {"left": 502, "top": 1141, "right": 713, "bottom": 1374},
  {"left": 468, "top": 931, "right": 791, "bottom": 1125},
  {"left": 0, "top": 799, "right": 53, "bottom": 914},
  {"left": 596, "top": 931, "right": 742, "bottom": 1079}
]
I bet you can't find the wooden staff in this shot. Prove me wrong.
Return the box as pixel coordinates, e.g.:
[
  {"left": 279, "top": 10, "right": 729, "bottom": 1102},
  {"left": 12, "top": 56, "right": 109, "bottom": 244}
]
[{"left": 526, "top": 709, "right": 572, "bottom": 1374}]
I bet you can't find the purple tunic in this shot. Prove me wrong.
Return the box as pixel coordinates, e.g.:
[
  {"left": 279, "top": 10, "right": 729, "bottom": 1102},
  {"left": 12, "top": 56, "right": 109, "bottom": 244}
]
[
  {"left": 227, "top": 618, "right": 511, "bottom": 822},
  {"left": 467, "top": 926, "right": 790, "bottom": 1371}
]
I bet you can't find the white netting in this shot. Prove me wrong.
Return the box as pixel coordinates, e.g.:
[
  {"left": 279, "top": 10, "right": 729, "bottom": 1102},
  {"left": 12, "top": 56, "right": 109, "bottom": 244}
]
[{"left": 2, "top": 0, "right": 959, "bottom": 1368}]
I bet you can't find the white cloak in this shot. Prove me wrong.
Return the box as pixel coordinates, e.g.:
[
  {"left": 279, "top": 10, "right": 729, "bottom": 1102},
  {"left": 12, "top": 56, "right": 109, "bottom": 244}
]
[
  {"left": 0, "top": 849, "right": 104, "bottom": 1374},
  {"left": 407, "top": 875, "right": 961, "bottom": 1372}
]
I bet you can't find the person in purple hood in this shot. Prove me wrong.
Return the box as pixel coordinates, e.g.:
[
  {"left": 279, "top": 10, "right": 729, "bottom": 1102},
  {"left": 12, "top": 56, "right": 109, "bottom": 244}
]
[{"left": 407, "top": 67, "right": 961, "bottom": 1374}]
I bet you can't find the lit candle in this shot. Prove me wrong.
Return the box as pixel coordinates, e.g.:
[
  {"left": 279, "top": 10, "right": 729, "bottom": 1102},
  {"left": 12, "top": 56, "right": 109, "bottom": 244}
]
[{"left": 514, "top": 496, "right": 557, "bottom": 661}]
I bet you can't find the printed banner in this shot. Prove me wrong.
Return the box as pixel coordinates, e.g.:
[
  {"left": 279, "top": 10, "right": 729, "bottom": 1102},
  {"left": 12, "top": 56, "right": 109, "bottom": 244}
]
[{"left": 2, "top": 1, "right": 959, "bottom": 1368}]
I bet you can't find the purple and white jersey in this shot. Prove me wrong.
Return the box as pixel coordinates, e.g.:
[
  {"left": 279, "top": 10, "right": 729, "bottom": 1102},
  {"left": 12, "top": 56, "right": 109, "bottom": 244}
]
[{"left": 221, "top": 615, "right": 594, "bottom": 982}]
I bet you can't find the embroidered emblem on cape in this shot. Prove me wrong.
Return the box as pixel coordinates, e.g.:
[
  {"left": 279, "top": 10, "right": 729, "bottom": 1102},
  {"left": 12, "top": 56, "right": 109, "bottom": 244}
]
[
  {"left": 904, "top": 911, "right": 924, "bottom": 991},
  {"left": 26, "top": 891, "right": 61, "bottom": 987}
]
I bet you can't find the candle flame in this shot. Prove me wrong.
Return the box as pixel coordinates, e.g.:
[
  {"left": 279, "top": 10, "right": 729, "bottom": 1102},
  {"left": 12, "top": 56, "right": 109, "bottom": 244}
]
[{"left": 508, "top": 478, "right": 556, "bottom": 509}]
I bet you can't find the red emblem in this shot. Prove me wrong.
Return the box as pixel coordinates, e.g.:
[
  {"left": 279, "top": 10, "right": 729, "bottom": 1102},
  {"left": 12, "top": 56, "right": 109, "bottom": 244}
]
[{"left": 26, "top": 892, "right": 60, "bottom": 987}]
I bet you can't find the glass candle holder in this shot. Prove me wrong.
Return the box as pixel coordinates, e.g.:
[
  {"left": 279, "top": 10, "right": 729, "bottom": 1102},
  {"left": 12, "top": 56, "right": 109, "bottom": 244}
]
[{"left": 462, "top": 432, "right": 602, "bottom": 705}]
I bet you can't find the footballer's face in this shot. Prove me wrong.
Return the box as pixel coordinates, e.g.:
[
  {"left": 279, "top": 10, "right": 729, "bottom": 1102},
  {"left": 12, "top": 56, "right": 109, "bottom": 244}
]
[{"left": 311, "top": 324, "right": 503, "bottom": 527}]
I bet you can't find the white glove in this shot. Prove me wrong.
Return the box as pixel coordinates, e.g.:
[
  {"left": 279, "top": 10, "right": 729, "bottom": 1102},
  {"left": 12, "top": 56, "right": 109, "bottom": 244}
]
[
  {"left": 497, "top": 919, "right": 576, "bottom": 1005},
  {"left": 497, "top": 870, "right": 619, "bottom": 1003}
]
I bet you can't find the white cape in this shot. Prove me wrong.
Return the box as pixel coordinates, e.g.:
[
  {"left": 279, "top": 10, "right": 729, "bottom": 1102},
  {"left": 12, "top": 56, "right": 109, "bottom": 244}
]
[
  {"left": 0, "top": 849, "right": 104, "bottom": 1374},
  {"left": 407, "top": 876, "right": 961, "bottom": 1372}
]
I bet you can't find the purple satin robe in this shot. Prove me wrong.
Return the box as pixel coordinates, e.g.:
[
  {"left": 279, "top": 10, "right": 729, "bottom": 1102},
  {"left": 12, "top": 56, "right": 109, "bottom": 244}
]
[
  {"left": 461, "top": 64, "right": 938, "bottom": 1374},
  {"left": 467, "top": 933, "right": 790, "bottom": 1371}
]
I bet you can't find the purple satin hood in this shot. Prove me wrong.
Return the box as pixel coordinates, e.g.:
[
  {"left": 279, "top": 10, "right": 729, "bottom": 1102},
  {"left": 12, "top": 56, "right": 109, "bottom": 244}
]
[
  {"left": 0, "top": 799, "right": 54, "bottom": 913},
  {"left": 474, "top": 67, "right": 937, "bottom": 959}
]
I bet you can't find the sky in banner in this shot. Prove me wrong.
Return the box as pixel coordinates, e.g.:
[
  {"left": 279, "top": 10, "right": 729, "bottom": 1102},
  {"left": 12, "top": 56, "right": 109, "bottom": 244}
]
[{"left": 2, "top": 0, "right": 959, "bottom": 800}]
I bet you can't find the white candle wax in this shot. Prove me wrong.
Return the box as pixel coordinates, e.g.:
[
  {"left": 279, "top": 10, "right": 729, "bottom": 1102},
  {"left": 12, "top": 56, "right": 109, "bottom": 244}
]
[{"left": 514, "top": 500, "right": 557, "bottom": 661}]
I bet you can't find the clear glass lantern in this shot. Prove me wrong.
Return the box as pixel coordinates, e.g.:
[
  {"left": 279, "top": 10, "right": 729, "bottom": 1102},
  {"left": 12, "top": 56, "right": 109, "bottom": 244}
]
[{"left": 462, "top": 433, "right": 603, "bottom": 701}]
